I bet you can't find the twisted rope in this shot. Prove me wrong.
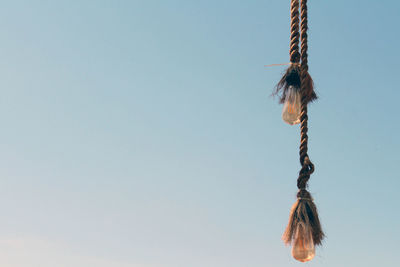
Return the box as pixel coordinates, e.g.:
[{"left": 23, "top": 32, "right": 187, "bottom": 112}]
[
  {"left": 297, "top": 0, "right": 314, "bottom": 193},
  {"left": 289, "top": 0, "right": 300, "bottom": 64},
  {"left": 283, "top": 0, "right": 324, "bottom": 251}
]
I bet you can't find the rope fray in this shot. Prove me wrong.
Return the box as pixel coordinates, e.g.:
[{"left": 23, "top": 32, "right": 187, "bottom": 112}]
[{"left": 264, "top": 62, "right": 300, "bottom": 67}]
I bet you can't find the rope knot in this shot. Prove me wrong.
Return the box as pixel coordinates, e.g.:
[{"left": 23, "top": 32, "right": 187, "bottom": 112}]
[
  {"left": 297, "top": 188, "right": 312, "bottom": 200},
  {"left": 297, "top": 156, "right": 314, "bottom": 190}
]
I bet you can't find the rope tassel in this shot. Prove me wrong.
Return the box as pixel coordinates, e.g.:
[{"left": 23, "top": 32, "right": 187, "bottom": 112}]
[
  {"left": 283, "top": 189, "right": 324, "bottom": 262},
  {"left": 283, "top": 189, "right": 324, "bottom": 247},
  {"left": 275, "top": 64, "right": 301, "bottom": 104}
]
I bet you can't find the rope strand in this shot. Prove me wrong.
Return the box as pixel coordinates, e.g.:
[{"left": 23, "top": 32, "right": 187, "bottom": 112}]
[
  {"left": 289, "top": 0, "right": 300, "bottom": 64},
  {"left": 297, "top": 0, "right": 314, "bottom": 192}
]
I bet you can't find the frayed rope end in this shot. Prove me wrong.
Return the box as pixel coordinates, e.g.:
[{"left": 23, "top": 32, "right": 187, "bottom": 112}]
[
  {"left": 300, "top": 70, "right": 318, "bottom": 104},
  {"left": 282, "top": 189, "right": 325, "bottom": 246},
  {"left": 273, "top": 64, "right": 301, "bottom": 103},
  {"left": 273, "top": 64, "right": 318, "bottom": 105}
]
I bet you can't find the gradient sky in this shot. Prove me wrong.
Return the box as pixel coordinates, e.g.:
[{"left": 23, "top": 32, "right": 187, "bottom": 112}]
[{"left": 0, "top": 1, "right": 399, "bottom": 266}]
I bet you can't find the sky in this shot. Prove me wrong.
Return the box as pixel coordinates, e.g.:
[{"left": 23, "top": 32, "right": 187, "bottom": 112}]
[{"left": 0, "top": 0, "right": 399, "bottom": 266}]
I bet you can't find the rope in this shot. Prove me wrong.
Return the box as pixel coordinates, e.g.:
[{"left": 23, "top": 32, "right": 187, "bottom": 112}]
[
  {"left": 282, "top": 0, "right": 324, "bottom": 252},
  {"left": 297, "top": 0, "right": 314, "bottom": 193},
  {"left": 289, "top": 0, "right": 300, "bottom": 64}
]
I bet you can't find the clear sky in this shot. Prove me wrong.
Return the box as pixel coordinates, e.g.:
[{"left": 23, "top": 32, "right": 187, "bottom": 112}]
[{"left": 0, "top": 1, "right": 399, "bottom": 266}]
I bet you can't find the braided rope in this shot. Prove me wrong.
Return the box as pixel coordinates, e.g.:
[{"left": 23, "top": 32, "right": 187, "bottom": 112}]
[
  {"left": 289, "top": 0, "right": 300, "bottom": 63},
  {"left": 297, "top": 0, "right": 314, "bottom": 192}
]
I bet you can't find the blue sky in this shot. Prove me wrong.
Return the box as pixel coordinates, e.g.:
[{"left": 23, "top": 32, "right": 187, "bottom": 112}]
[{"left": 0, "top": 1, "right": 399, "bottom": 266}]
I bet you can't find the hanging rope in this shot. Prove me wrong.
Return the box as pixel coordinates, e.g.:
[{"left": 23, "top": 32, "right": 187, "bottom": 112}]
[
  {"left": 298, "top": 0, "right": 313, "bottom": 191},
  {"left": 277, "top": 0, "right": 324, "bottom": 260},
  {"left": 296, "top": 0, "right": 324, "bottom": 246}
]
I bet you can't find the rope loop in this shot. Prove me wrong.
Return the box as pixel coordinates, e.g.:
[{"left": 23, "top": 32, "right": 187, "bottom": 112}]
[{"left": 302, "top": 157, "right": 314, "bottom": 174}]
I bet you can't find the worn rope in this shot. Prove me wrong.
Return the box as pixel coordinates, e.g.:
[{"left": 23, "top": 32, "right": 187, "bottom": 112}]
[{"left": 297, "top": 0, "right": 314, "bottom": 193}]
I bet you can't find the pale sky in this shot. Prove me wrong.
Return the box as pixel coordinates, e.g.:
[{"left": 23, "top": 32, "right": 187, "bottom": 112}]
[{"left": 0, "top": 1, "right": 399, "bottom": 266}]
